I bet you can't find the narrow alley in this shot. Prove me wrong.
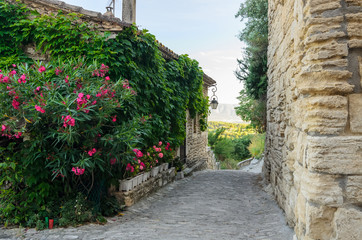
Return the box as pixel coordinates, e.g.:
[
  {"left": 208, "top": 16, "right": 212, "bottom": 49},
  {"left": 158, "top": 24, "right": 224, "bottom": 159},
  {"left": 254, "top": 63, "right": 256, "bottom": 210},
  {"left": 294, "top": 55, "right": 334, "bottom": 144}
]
[{"left": 1, "top": 170, "right": 294, "bottom": 240}]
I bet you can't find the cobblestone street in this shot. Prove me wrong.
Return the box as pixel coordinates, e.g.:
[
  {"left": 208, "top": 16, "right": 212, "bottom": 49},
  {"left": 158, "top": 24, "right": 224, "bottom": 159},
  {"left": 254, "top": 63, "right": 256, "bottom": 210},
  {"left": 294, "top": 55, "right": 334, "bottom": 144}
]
[{"left": 1, "top": 170, "right": 294, "bottom": 240}]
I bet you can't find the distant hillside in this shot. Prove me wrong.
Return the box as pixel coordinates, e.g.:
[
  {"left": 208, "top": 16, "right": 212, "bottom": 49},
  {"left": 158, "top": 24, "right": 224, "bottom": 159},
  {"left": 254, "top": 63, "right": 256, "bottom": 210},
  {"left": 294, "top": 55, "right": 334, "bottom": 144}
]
[{"left": 208, "top": 104, "right": 246, "bottom": 123}]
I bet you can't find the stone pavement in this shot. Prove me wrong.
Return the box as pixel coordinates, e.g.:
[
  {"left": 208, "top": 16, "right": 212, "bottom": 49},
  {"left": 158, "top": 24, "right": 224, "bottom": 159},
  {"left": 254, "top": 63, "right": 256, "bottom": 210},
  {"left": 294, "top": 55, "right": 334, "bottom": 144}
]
[{"left": 1, "top": 170, "right": 294, "bottom": 240}]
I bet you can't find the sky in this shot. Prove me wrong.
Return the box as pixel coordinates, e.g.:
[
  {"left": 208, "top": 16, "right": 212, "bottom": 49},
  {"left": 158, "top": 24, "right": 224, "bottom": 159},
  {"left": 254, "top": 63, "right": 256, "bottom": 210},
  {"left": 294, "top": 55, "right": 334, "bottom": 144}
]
[{"left": 62, "top": 0, "right": 246, "bottom": 104}]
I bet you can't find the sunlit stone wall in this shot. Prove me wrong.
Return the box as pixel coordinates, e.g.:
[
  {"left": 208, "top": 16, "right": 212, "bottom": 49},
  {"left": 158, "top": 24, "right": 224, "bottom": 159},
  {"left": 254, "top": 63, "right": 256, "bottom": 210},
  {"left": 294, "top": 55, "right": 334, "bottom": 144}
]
[{"left": 265, "top": 0, "right": 362, "bottom": 239}]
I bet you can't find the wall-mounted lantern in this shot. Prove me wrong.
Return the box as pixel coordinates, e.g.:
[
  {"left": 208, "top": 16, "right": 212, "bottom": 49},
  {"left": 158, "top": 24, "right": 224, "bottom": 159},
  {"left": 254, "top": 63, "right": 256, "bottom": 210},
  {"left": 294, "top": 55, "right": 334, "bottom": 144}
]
[{"left": 210, "top": 86, "right": 219, "bottom": 110}]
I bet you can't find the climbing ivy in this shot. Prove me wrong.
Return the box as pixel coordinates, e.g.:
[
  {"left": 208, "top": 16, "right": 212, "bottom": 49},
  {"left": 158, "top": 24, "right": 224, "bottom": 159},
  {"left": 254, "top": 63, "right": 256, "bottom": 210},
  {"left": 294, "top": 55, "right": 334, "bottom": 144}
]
[{"left": 0, "top": 1, "right": 209, "bottom": 147}]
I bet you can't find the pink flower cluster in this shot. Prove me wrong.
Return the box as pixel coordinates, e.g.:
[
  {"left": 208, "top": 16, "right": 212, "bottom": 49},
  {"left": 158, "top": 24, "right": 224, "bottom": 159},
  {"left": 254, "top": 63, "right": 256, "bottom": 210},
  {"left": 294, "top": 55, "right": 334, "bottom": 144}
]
[
  {"left": 126, "top": 163, "right": 135, "bottom": 172},
  {"left": 55, "top": 68, "right": 62, "bottom": 75},
  {"left": 38, "top": 66, "right": 46, "bottom": 73},
  {"left": 92, "top": 64, "right": 109, "bottom": 77},
  {"left": 153, "top": 145, "right": 162, "bottom": 152},
  {"left": 35, "top": 105, "right": 45, "bottom": 113},
  {"left": 133, "top": 148, "right": 143, "bottom": 158},
  {"left": 12, "top": 96, "right": 20, "bottom": 110},
  {"left": 96, "top": 87, "right": 115, "bottom": 99},
  {"left": 0, "top": 74, "right": 10, "bottom": 83},
  {"left": 62, "top": 115, "right": 75, "bottom": 127},
  {"left": 88, "top": 148, "right": 97, "bottom": 156},
  {"left": 17, "top": 74, "right": 26, "bottom": 84},
  {"left": 76, "top": 92, "right": 91, "bottom": 113},
  {"left": 165, "top": 142, "right": 171, "bottom": 150},
  {"left": 72, "top": 167, "right": 85, "bottom": 175},
  {"left": 110, "top": 158, "right": 116, "bottom": 165},
  {"left": 1, "top": 124, "right": 22, "bottom": 139}
]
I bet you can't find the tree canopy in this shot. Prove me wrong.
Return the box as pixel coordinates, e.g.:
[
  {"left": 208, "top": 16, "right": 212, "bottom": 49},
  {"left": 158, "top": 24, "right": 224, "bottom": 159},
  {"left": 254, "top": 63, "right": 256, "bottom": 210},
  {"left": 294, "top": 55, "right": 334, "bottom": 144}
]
[{"left": 235, "top": 0, "right": 268, "bottom": 131}]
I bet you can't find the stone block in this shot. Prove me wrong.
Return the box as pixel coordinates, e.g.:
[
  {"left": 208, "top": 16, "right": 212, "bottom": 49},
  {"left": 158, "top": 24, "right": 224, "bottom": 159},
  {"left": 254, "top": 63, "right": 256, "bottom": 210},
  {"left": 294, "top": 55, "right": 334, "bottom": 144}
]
[
  {"left": 349, "top": 39, "right": 362, "bottom": 48},
  {"left": 346, "top": 176, "right": 362, "bottom": 203},
  {"left": 292, "top": 96, "right": 348, "bottom": 135},
  {"left": 349, "top": 94, "right": 362, "bottom": 133},
  {"left": 309, "top": 0, "right": 341, "bottom": 14},
  {"left": 305, "top": 203, "right": 337, "bottom": 240},
  {"left": 306, "top": 41, "right": 348, "bottom": 61},
  {"left": 300, "top": 170, "right": 343, "bottom": 206},
  {"left": 307, "top": 136, "right": 362, "bottom": 175},
  {"left": 333, "top": 207, "right": 362, "bottom": 240},
  {"left": 360, "top": 57, "right": 362, "bottom": 84},
  {"left": 296, "top": 70, "right": 353, "bottom": 95},
  {"left": 346, "top": 0, "right": 362, "bottom": 7}
]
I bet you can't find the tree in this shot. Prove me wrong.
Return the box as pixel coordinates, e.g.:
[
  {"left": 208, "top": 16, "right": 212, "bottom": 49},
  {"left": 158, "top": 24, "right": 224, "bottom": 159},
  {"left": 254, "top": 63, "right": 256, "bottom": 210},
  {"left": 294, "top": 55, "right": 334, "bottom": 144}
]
[{"left": 235, "top": 0, "right": 268, "bottom": 131}]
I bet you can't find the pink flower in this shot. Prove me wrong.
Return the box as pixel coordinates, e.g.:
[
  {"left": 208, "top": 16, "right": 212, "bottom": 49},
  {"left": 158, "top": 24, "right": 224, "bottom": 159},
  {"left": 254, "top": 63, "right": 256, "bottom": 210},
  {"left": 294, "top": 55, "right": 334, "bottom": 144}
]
[
  {"left": 105, "top": 76, "right": 110, "bottom": 81},
  {"left": 147, "top": 152, "right": 150, "bottom": 156},
  {"left": 35, "top": 105, "right": 45, "bottom": 113},
  {"left": 72, "top": 167, "right": 85, "bottom": 175},
  {"left": 159, "top": 141, "right": 162, "bottom": 146},
  {"left": 12, "top": 98, "right": 20, "bottom": 110},
  {"left": 55, "top": 68, "right": 62, "bottom": 75},
  {"left": 78, "top": 93, "right": 84, "bottom": 98},
  {"left": 38, "top": 66, "right": 46, "bottom": 73},
  {"left": 126, "top": 163, "right": 135, "bottom": 172},
  {"left": 86, "top": 95, "right": 91, "bottom": 99},
  {"left": 110, "top": 158, "right": 116, "bottom": 165},
  {"left": 36, "top": 86, "right": 41, "bottom": 91},
  {"left": 88, "top": 148, "right": 97, "bottom": 156},
  {"left": 18, "top": 74, "right": 26, "bottom": 84},
  {"left": 62, "top": 115, "right": 75, "bottom": 127},
  {"left": 158, "top": 153, "right": 163, "bottom": 158},
  {"left": 14, "top": 132, "right": 22, "bottom": 138},
  {"left": 139, "top": 165, "right": 144, "bottom": 170},
  {"left": 156, "top": 148, "right": 161, "bottom": 152},
  {"left": 9, "top": 70, "right": 16, "bottom": 76},
  {"left": 12, "top": 64, "right": 16, "bottom": 68},
  {"left": 1, "top": 125, "right": 6, "bottom": 131},
  {"left": 112, "top": 115, "right": 117, "bottom": 122},
  {"left": 2, "top": 76, "right": 9, "bottom": 83},
  {"left": 65, "top": 75, "right": 69, "bottom": 83}
]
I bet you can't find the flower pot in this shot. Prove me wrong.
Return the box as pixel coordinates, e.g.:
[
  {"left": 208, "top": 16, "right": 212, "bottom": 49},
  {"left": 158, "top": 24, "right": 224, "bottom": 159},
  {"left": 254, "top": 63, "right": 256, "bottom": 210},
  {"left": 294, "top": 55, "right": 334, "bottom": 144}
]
[
  {"left": 163, "top": 163, "right": 169, "bottom": 171},
  {"left": 137, "top": 173, "right": 144, "bottom": 185},
  {"left": 151, "top": 166, "right": 159, "bottom": 177},
  {"left": 143, "top": 171, "right": 150, "bottom": 182},
  {"left": 119, "top": 178, "right": 133, "bottom": 192},
  {"left": 131, "top": 177, "right": 138, "bottom": 188}
]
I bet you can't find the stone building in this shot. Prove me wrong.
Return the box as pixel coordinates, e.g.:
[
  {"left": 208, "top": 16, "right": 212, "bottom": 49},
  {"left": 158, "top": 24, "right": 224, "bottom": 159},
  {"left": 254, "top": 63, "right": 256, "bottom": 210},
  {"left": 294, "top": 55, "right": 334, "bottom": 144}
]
[
  {"left": 265, "top": 0, "right": 362, "bottom": 239},
  {"left": 8, "top": 0, "right": 217, "bottom": 170}
]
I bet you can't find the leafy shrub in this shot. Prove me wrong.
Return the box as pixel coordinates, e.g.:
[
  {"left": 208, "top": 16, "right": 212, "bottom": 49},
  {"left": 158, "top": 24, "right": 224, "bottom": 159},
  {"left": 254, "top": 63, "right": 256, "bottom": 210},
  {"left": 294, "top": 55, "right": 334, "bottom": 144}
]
[
  {"left": 232, "top": 135, "right": 252, "bottom": 160},
  {"left": 213, "top": 138, "right": 234, "bottom": 161},
  {"left": 59, "top": 193, "right": 93, "bottom": 227},
  {"left": 248, "top": 133, "right": 265, "bottom": 159},
  {"left": 0, "top": 59, "right": 140, "bottom": 226}
]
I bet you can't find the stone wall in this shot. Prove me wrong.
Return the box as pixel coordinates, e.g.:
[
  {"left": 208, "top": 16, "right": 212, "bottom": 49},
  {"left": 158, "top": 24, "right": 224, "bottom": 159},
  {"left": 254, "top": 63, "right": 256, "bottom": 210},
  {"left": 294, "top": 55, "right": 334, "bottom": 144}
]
[
  {"left": 184, "top": 85, "right": 216, "bottom": 170},
  {"left": 265, "top": 0, "right": 362, "bottom": 239}
]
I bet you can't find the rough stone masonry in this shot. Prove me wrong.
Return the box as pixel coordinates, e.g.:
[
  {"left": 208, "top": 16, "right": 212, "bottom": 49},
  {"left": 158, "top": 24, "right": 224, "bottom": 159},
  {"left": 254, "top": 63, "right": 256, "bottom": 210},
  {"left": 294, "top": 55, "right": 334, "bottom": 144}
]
[{"left": 264, "top": 0, "right": 362, "bottom": 239}]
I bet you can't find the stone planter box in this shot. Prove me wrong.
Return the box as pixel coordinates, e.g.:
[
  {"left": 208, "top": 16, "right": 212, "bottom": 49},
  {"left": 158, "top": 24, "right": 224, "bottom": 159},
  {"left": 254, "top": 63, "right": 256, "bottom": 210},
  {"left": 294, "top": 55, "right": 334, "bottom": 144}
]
[{"left": 114, "top": 167, "right": 177, "bottom": 207}]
